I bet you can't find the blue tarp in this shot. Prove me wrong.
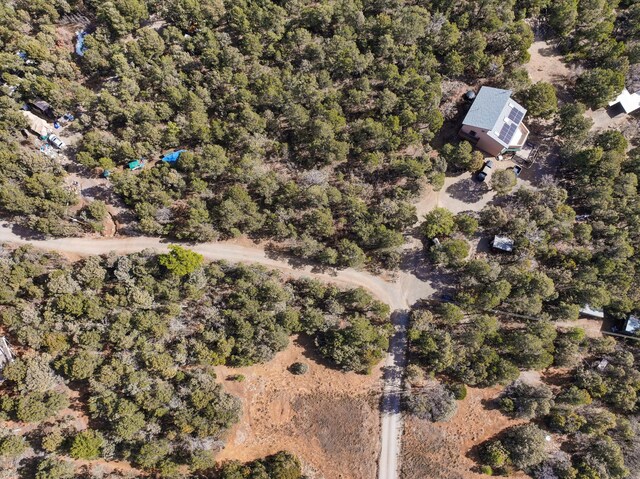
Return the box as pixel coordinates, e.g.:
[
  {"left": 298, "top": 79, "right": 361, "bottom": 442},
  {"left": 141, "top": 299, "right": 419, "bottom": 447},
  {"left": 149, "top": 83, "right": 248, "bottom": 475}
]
[
  {"left": 75, "top": 31, "right": 87, "bottom": 56},
  {"left": 161, "top": 150, "right": 186, "bottom": 163}
]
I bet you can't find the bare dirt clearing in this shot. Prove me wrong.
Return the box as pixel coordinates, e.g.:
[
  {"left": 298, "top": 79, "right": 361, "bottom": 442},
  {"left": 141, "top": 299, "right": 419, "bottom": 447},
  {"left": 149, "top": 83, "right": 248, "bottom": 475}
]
[
  {"left": 585, "top": 107, "right": 637, "bottom": 136},
  {"left": 215, "top": 335, "right": 382, "bottom": 479},
  {"left": 400, "top": 386, "right": 531, "bottom": 479},
  {"left": 525, "top": 40, "right": 575, "bottom": 87}
]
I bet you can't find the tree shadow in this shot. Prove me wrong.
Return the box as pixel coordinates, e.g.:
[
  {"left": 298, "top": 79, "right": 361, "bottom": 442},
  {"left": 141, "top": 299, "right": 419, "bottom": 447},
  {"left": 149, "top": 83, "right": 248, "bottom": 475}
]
[
  {"left": 292, "top": 333, "right": 342, "bottom": 371},
  {"left": 378, "top": 309, "right": 410, "bottom": 415},
  {"left": 538, "top": 46, "right": 561, "bottom": 58},
  {"left": 81, "top": 184, "right": 114, "bottom": 203},
  {"left": 7, "top": 222, "right": 47, "bottom": 240},
  {"left": 445, "top": 177, "right": 488, "bottom": 203},
  {"left": 431, "top": 112, "right": 469, "bottom": 151},
  {"left": 480, "top": 396, "right": 501, "bottom": 411},
  {"left": 17, "top": 456, "right": 41, "bottom": 479}
]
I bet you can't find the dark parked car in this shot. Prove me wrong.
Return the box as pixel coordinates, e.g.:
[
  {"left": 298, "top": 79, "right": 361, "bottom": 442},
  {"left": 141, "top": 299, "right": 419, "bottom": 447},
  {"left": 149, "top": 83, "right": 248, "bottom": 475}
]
[
  {"left": 513, "top": 165, "right": 522, "bottom": 177},
  {"left": 477, "top": 160, "right": 493, "bottom": 182}
]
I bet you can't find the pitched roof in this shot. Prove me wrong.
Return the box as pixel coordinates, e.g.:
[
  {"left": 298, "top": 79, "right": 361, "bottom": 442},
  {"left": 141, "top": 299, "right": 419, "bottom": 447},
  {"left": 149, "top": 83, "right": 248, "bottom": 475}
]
[
  {"left": 462, "top": 86, "right": 527, "bottom": 147},
  {"left": 0, "top": 337, "right": 13, "bottom": 372}
]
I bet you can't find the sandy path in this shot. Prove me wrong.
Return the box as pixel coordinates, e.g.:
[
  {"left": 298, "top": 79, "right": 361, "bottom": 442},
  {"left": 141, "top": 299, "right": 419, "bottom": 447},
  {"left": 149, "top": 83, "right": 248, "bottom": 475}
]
[
  {"left": 0, "top": 224, "right": 439, "bottom": 479},
  {"left": 0, "top": 225, "right": 408, "bottom": 309}
]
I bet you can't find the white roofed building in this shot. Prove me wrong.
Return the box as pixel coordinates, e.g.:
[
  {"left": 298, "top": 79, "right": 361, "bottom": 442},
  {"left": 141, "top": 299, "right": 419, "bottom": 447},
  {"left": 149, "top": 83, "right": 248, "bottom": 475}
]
[{"left": 608, "top": 88, "right": 640, "bottom": 114}]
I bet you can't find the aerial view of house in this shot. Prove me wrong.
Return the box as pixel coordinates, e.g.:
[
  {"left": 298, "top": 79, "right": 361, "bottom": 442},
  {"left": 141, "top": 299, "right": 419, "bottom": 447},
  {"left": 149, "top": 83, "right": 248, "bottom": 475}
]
[{"left": 459, "top": 86, "right": 530, "bottom": 157}]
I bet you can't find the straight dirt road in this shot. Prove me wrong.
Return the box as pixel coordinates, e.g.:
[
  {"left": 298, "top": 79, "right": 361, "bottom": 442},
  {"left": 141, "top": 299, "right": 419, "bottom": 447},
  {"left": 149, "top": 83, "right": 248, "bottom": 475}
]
[
  {"left": 378, "top": 310, "right": 409, "bottom": 479},
  {"left": 0, "top": 224, "right": 431, "bottom": 479}
]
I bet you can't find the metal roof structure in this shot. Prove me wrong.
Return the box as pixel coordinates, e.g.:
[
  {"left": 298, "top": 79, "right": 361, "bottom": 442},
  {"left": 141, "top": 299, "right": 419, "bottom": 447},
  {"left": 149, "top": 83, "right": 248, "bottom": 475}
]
[
  {"left": 580, "top": 304, "right": 605, "bottom": 319},
  {"left": 492, "top": 235, "right": 514, "bottom": 252},
  {"left": 625, "top": 315, "right": 640, "bottom": 334},
  {"left": 0, "top": 337, "right": 14, "bottom": 374},
  {"left": 462, "top": 86, "right": 527, "bottom": 147},
  {"left": 608, "top": 88, "right": 640, "bottom": 114}
]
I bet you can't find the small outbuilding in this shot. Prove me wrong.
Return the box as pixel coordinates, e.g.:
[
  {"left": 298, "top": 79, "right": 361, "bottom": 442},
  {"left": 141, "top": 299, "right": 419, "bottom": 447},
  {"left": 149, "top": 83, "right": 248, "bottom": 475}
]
[
  {"left": 624, "top": 315, "right": 640, "bottom": 334},
  {"left": 29, "top": 100, "right": 56, "bottom": 119},
  {"left": 21, "top": 110, "right": 52, "bottom": 139},
  {"left": 580, "top": 304, "right": 605, "bottom": 319},
  {"left": 608, "top": 88, "right": 640, "bottom": 114},
  {"left": 491, "top": 235, "right": 514, "bottom": 252}
]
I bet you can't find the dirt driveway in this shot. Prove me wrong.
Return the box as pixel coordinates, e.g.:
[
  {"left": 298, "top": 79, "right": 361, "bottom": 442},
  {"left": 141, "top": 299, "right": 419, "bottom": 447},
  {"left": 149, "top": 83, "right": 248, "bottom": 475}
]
[{"left": 413, "top": 157, "right": 542, "bottom": 220}]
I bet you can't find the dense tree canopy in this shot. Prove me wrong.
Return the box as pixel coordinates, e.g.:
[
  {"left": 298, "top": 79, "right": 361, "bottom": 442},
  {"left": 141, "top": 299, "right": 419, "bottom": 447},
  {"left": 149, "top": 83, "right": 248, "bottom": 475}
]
[
  {"left": 0, "top": 246, "right": 390, "bottom": 475},
  {"left": 0, "top": 0, "right": 540, "bottom": 269}
]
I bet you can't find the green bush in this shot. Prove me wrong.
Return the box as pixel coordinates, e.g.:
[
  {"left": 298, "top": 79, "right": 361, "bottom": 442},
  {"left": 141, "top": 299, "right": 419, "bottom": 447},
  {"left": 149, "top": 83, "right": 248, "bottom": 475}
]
[
  {"left": 480, "top": 465, "right": 493, "bottom": 475},
  {"left": 0, "top": 435, "right": 27, "bottom": 458},
  {"left": 289, "top": 362, "right": 309, "bottom": 375},
  {"left": 158, "top": 245, "right": 204, "bottom": 277},
  {"left": 448, "top": 383, "right": 467, "bottom": 400},
  {"left": 69, "top": 429, "right": 103, "bottom": 460}
]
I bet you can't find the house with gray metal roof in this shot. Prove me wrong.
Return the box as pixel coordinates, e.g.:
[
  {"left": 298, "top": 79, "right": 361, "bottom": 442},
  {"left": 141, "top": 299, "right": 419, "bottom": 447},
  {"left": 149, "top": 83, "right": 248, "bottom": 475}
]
[{"left": 459, "top": 86, "right": 529, "bottom": 156}]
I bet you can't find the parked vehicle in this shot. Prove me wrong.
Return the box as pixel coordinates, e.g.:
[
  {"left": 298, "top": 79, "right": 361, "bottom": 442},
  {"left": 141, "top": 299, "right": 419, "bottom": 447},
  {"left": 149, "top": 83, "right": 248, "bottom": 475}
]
[
  {"left": 48, "top": 134, "right": 64, "bottom": 149},
  {"left": 476, "top": 160, "right": 493, "bottom": 182},
  {"left": 513, "top": 165, "right": 522, "bottom": 177}
]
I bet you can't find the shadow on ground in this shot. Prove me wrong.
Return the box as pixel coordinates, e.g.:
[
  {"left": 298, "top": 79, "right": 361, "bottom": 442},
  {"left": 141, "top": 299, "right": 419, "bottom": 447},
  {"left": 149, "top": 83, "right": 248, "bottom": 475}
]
[{"left": 445, "top": 177, "right": 488, "bottom": 203}]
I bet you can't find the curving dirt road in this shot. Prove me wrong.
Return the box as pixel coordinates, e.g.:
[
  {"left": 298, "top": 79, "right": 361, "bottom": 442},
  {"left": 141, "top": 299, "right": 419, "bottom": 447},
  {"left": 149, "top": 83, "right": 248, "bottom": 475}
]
[{"left": 0, "top": 224, "right": 434, "bottom": 479}]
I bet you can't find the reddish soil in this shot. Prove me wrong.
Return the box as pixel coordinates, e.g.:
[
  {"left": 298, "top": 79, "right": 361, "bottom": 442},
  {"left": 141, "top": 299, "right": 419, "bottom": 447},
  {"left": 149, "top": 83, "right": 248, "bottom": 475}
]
[
  {"left": 215, "top": 335, "right": 384, "bottom": 479},
  {"left": 400, "top": 386, "right": 531, "bottom": 479}
]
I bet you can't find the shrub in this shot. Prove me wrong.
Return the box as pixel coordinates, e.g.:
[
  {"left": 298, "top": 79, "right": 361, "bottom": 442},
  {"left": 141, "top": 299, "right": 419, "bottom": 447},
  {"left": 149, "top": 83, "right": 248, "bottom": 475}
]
[
  {"left": 421, "top": 208, "right": 455, "bottom": 239},
  {"left": 481, "top": 440, "right": 509, "bottom": 469},
  {"left": 448, "top": 383, "right": 467, "bottom": 400},
  {"left": 519, "top": 82, "right": 558, "bottom": 119},
  {"left": 405, "top": 382, "right": 458, "bottom": 422},
  {"left": 289, "top": 362, "right": 308, "bottom": 375},
  {"left": 491, "top": 169, "right": 517, "bottom": 196},
  {"left": 480, "top": 465, "right": 493, "bottom": 475},
  {"left": 70, "top": 429, "right": 103, "bottom": 460},
  {"left": 500, "top": 381, "right": 554, "bottom": 419},
  {"left": 0, "top": 434, "right": 26, "bottom": 458},
  {"left": 455, "top": 214, "right": 479, "bottom": 237},
  {"left": 35, "top": 458, "right": 75, "bottom": 479},
  {"left": 501, "top": 424, "right": 548, "bottom": 470},
  {"left": 158, "top": 245, "right": 204, "bottom": 277}
]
